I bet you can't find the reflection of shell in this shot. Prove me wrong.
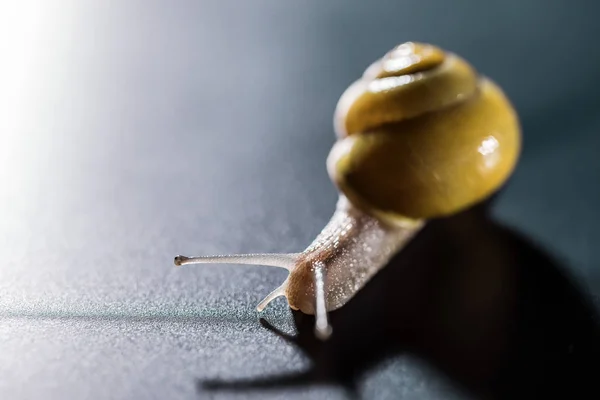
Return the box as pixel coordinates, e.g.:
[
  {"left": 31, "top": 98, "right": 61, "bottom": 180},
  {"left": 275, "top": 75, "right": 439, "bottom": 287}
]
[{"left": 328, "top": 42, "right": 521, "bottom": 223}]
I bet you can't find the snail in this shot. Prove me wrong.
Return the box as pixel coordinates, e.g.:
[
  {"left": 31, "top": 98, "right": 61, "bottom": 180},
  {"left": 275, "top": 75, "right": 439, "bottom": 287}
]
[{"left": 174, "top": 42, "right": 521, "bottom": 340}]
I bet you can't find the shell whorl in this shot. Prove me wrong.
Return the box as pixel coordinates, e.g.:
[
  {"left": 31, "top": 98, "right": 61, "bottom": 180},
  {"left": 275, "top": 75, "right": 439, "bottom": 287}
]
[
  {"left": 327, "top": 42, "right": 521, "bottom": 223},
  {"left": 334, "top": 42, "right": 478, "bottom": 138}
]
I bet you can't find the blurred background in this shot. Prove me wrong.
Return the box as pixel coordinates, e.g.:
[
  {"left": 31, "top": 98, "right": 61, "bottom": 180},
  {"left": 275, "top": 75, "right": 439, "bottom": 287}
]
[{"left": 1, "top": 1, "right": 599, "bottom": 399}]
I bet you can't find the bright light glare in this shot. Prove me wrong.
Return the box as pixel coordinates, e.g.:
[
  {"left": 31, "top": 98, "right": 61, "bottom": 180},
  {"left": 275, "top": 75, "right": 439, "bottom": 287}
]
[
  {"left": 0, "top": 1, "right": 46, "bottom": 134},
  {"left": 478, "top": 135, "right": 500, "bottom": 169},
  {"left": 0, "top": 1, "right": 54, "bottom": 195}
]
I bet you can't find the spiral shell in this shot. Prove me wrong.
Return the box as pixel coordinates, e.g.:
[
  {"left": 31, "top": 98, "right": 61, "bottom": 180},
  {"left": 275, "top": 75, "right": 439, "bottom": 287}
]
[{"left": 327, "top": 42, "right": 521, "bottom": 223}]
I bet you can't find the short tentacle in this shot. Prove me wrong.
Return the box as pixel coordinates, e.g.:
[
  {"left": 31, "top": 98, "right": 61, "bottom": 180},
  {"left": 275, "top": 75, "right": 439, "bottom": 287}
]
[{"left": 256, "top": 279, "right": 289, "bottom": 312}]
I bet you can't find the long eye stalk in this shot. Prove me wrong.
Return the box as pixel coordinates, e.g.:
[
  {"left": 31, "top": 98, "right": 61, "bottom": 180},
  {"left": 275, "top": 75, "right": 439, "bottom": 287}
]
[
  {"left": 174, "top": 252, "right": 299, "bottom": 314},
  {"left": 313, "top": 262, "right": 332, "bottom": 340},
  {"left": 174, "top": 253, "right": 299, "bottom": 271}
]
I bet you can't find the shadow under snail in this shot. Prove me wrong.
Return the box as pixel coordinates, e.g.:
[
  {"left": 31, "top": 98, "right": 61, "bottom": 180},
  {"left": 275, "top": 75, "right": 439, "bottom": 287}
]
[{"left": 174, "top": 42, "right": 521, "bottom": 340}]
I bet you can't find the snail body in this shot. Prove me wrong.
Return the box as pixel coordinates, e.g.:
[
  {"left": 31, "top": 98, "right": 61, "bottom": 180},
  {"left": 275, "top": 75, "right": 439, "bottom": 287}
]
[{"left": 175, "top": 42, "right": 521, "bottom": 340}]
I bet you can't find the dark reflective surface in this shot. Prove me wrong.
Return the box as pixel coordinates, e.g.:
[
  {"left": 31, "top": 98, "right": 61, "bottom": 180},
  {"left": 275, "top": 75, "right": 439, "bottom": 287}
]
[
  {"left": 200, "top": 201, "right": 600, "bottom": 399},
  {"left": 1, "top": 1, "right": 600, "bottom": 399}
]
